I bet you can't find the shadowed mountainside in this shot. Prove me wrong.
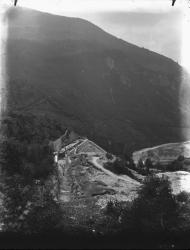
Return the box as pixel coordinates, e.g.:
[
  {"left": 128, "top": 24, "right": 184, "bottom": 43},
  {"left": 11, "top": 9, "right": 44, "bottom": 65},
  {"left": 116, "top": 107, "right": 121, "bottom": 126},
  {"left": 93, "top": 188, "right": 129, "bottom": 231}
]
[{"left": 6, "top": 7, "right": 184, "bottom": 154}]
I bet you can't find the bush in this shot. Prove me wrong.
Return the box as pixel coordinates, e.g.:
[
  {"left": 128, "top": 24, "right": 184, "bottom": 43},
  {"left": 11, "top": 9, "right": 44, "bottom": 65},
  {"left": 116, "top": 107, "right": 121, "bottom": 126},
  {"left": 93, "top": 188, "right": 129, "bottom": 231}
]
[
  {"left": 135, "top": 158, "right": 153, "bottom": 175},
  {"left": 0, "top": 112, "right": 66, "bottom": 233},
  {"left": 104, "top": 159, "right": 135, "bottom": 179},
  {"left": 105, "top": 200, "right": 123, "bottom": 217},
  {"left": 144, "top": 158, "right": 153, "bottom": 171},
  {"left": 137, "top": 159, "right": 144, "bottom": 169},
  {"left": 101, "top": 200, "right": 132, "bottom": 234},
  {"left": 90, "top": 176, "right": 190, "bottom": 245},
  {"left": 106, "top": 153, "right": 113, "bottom": 160},
  {"left": 166, "top": 157, "right": 184, "bottom": 172},
  {"left": 154, "top": 161, "right": 163, "bottom": 170},
  {"left": 1, "top": 139, "right": 54, "bottom": 180},
  {"left": 121, "top": 175, "right": 180, "bottom": 234},
  {"left": 1, "top": 174, "right": 35, "bottom": 232},
  {"left": 22, "top": 191, "right": 63, "bottom": 234},
  {"left": 1, "top": 173, "right": 63, "bottom": 234},
  {"left": 176, "top": 191, "right": 190, "bottom": 203}
]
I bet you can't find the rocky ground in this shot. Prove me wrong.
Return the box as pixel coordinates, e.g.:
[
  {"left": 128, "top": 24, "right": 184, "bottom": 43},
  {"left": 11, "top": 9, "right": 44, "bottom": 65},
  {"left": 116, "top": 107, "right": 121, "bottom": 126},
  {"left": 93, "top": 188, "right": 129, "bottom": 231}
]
[
  {"left": 58, "top": 153, "right": 140, "bottom": 205},
  {"left": 56, "top": 151, "right": 140, "bottom": 228}
]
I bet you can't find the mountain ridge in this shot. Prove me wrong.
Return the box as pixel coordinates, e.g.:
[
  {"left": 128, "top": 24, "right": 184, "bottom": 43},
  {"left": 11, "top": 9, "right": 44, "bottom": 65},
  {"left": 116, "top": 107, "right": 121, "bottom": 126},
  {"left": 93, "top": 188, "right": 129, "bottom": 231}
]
[{"left": 7, "top": 7, "right": 179, "bottom": 70}]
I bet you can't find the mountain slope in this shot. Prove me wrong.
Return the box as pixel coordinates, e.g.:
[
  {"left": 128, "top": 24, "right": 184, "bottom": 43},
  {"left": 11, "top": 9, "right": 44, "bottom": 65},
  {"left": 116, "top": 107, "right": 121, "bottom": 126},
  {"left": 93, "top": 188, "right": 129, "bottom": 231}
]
[
  {"left": 133, "top": 141, "right": 190, "bottom": 165},
  {"left": 6, "top": 7, "right": 183, "bottom": 154}
]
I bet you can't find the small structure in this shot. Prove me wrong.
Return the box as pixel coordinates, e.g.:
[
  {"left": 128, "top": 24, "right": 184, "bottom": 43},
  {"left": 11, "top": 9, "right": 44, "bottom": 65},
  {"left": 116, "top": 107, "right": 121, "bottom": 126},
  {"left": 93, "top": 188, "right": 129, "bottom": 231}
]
[
  {"left": 49, "top": 129, "right": 81, "bottom": 153},
  {"left": 50, "top": 129, "right": 82, "bottom": 160},
  {"left": 51, "top": 130, "right": 107, "bottom": 163},
  {"left": 75, "top": 139, "right": 106, "bottom": 155}
]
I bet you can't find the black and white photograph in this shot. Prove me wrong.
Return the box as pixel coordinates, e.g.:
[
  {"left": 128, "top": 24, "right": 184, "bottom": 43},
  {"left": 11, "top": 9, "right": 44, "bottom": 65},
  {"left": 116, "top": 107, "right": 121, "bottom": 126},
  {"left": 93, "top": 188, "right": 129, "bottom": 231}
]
[{"left": 0, "top": 0, "right": 190, "bottom": 249}]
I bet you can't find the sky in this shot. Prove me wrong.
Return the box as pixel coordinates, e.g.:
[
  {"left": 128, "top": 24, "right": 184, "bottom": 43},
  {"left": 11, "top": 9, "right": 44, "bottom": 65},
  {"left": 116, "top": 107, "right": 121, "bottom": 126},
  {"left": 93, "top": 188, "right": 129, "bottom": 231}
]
[{"left": 87, "top": 10, "right": 183, "bottom": 63}]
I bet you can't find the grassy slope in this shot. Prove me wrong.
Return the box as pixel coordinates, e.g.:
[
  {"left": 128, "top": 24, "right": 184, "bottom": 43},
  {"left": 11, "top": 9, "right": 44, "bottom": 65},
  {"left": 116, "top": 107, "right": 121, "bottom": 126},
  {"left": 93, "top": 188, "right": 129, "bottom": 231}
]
[{"left": 133, "top": 141, "right": 190, "bottom": 164}]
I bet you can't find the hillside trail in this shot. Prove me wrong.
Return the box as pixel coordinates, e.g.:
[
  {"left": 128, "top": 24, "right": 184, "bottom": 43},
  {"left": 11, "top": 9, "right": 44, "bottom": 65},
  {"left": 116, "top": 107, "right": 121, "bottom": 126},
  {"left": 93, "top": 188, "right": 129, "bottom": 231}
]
[
  {"left": 58, "top": 153, "right": 139, "bottom": 186},
  {"left": 90, "top": 156, "right": 140, "bottom": 184}
]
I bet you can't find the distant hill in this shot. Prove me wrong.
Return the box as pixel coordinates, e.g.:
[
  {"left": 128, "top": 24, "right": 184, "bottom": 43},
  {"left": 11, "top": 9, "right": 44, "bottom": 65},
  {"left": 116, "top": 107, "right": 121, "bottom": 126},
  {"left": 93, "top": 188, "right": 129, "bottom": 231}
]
[
  {"left": 133, "top": 141, "right": 190, "bottom": 165},
  {"left": 6, "top": 7, "right": 185, "bottom": 154}
]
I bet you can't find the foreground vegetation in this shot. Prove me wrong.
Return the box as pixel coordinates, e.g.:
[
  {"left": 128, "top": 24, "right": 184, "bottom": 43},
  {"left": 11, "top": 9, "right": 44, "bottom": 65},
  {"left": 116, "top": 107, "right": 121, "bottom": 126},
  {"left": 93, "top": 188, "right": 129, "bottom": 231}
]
[
  {"left": 0, "top": 112, "right": 66, "bottom": 233},
  {"left": 1, "top": 112, "right": 190, "bottom": 248}
]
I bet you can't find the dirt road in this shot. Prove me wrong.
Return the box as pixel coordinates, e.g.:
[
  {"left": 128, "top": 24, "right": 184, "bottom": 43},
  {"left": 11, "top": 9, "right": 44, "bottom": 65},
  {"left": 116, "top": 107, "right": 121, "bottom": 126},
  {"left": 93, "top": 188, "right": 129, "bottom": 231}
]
[{"left": 90, "top": 157, "right": 140, "bottom": 184}]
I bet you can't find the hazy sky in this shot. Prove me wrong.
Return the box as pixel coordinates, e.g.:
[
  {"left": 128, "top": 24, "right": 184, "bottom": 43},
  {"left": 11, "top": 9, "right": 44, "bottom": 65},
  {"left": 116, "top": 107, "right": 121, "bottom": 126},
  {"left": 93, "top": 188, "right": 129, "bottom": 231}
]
[
  {"left": 84, "top": 10, "right": 183, "bottom": 62},
  {"left": 1, "top": 0, "right": 188, "bottom": 63}
]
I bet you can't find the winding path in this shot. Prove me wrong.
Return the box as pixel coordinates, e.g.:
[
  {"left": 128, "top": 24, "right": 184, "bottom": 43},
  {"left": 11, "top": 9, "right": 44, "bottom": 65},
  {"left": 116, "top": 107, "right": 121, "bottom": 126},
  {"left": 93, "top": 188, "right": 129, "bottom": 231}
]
[{"left": 90, "top": 157, "right": 140, "bottom": 184}]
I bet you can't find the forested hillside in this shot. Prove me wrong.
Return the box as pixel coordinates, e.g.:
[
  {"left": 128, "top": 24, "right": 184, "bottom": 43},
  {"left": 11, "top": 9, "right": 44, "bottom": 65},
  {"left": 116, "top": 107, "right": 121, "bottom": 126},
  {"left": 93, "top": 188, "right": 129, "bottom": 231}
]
[
  {"left": 6, "top": 7, "right": 184, "bottom": 154},
  {"left": 0, "top": 112, "right": 66, "bottom": 233}
]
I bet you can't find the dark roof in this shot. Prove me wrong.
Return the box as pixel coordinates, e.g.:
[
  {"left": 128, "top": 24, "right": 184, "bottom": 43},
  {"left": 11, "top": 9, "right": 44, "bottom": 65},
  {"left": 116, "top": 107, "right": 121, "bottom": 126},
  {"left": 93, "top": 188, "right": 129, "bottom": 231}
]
[{"left": 49, "top": 129, "right": 81, "bottom": 152}]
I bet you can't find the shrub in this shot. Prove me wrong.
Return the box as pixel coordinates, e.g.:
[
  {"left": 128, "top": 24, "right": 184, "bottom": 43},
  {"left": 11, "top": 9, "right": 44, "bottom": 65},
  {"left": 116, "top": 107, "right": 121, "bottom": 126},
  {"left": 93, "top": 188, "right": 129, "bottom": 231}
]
[
  {"left": 21, "top": 190, "right": 63, "bottom": 234},
  {"left": 135, "top": 158, "right": 153, "bottom": 175},
  {"left": 166, "top": 155, "right": 185, "bottom": 172},
  {"left": 1, "top": 139, "right": 54, "bottom": 180},
  {"left": 1, "top": 174, "right": 63, "bottom": 234},
  {"left": 105, "top": 200, "right": 123, "bottom": 217},
  {"left": 101, "top": 200, "right": 131, "bottom": 234},
  {"left": 104, "top": 159, "right": 135, "bottom": 179},
  {"left": 137, "top": 159, "right": 145, "bottom": 169},
  {"left": 144, "top": 158, "right": 153, "bottom": 171},
  {"left": 0, "top": 112, "right": 65, "bottom": 233},
  {"left": 122, "top": 175, "right": 180, "bottom": 234},
  {"left": 1, "top": 174, "right": 35, "bottom": 232},
  {"left": 106, "top": 153, "right": 113, "bottom": 160},
  {"left": 176, "top": 191, "right": 190, "bottom": 203}
]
